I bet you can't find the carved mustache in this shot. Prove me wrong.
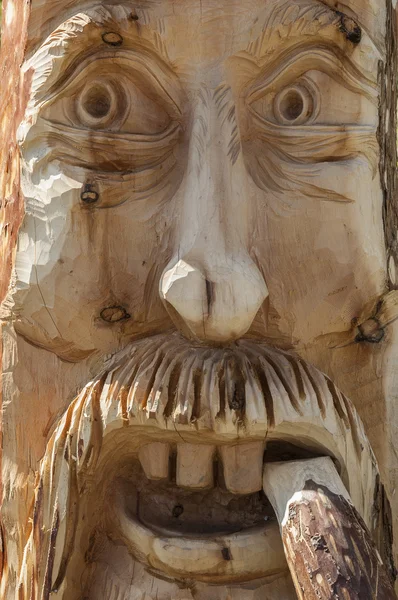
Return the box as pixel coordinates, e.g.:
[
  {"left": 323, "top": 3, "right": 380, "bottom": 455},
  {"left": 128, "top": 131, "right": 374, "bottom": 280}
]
[{"left": 98, "top": 332, "right": 354, "bottom": 434}]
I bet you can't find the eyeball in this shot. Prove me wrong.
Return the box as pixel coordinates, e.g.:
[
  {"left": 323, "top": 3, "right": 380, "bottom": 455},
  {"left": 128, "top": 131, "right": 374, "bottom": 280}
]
[
  {"left": 76, "top": 79, "right": 128, "bottom": 130},
  {"left": 273, "top": 82, "right": 318, "bottom": 126}
]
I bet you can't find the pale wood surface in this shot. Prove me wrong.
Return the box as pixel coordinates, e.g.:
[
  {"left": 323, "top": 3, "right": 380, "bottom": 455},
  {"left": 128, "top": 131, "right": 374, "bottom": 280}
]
[
  {"left": 0, "top": 0, "right": 397, "bottom": 598},
  {"left": 176, "top": 443, "right": 215, "bottom": 489},
  {"left": 219, "top": 442, "right": 265, "bottom": 495},
  {"left": 138, "top": 442, "right": 170, "bottom": 480}
]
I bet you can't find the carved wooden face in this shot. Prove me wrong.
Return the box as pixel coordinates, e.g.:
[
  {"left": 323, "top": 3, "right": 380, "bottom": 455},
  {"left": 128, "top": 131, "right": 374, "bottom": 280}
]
[
  {"left": 7, "top": 1, "right": 396, "bottom": 598},
  {"left": 15, "top": 0, "right": 385, "bottom": 358}
]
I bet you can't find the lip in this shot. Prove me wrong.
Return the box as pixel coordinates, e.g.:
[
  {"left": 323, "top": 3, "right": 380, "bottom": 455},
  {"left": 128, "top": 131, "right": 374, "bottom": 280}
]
[{"left": 113, "top": 492, "right": 287, "bottom": 583}]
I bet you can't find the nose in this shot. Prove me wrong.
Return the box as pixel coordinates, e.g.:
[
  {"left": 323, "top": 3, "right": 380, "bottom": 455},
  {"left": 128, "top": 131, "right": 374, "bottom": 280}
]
[
  {"left": 161, "top": 254, "right": 268, "bottom": 343},
  {"left": 159, "top": 89, "right": 268, "bottom": 343}
]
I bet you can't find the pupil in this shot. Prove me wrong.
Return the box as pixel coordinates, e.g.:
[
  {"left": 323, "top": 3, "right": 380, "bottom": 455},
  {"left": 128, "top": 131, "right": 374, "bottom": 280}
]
[
  {"left": 84, "top": 86, "right": 111, "bottom": 119},
  {"left": 280, "top": 89, "right": 304, "bottom": 121}
]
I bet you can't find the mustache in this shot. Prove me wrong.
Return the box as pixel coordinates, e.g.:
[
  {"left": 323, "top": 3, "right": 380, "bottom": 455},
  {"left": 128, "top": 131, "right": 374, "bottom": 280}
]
[{"left": 100, "top": 332, "right": 351, "bottom": 433}]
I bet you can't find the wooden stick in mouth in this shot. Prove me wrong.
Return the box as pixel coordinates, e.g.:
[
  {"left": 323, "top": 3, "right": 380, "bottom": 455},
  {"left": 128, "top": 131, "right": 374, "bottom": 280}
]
[{"left": 263, "top": 457, "right": 397, "bottom": 600}]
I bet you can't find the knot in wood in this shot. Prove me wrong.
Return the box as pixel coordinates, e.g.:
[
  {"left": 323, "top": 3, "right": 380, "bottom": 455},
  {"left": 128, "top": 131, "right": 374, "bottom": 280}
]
[
  {"left": 310, "top": 533, "right": 328, "bottom": 552},
  {"left": 222, "top": 547, "right": 232, "bottom": 561},
  {"left": 80, "top": 184, "right": 99, "bottom": 204},
  {"left": 102, "top": 32, "right": 124, "bottom": 46},
  {"left": 100, "top": 306, "right": 130, "bottom": 323},
  {"left": 172, "top": 504, "right": 184, "bottom": 518},
  {"left": 337, "top": 12, "right": 362, "bottom": 44},
  {"left": 355, "top": 318, "right": 385, "bottom": 344}
]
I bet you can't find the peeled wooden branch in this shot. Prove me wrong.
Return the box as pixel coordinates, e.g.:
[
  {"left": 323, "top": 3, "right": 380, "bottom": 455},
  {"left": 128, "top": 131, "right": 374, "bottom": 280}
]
[{"left": 263, "top": 457, "right": 397, "bottom": 600}]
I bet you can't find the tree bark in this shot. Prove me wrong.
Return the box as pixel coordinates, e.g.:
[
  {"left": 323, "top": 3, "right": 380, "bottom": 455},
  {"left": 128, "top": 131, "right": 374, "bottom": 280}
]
[{"left": 263, "top": 458, "right": 397, "bottom": 600}]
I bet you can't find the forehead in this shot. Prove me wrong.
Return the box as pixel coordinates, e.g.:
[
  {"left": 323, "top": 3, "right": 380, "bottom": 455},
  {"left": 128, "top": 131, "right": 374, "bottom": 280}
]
[
  {"left": 24, "top": 0, "right": 382, "bottom": 99},
  {"left": 27, "top": 0, "right": 385, "bottom": 55}
]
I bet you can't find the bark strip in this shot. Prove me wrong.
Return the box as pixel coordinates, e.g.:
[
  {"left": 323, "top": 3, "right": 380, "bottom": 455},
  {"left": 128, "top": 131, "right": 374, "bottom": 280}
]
[{"left": 263, "top": 457, "right": 397, "bottom": 600}]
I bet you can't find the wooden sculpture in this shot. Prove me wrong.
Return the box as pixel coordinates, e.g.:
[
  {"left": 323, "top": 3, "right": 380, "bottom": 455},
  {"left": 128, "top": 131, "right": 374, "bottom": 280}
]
[{"left": 0, "top": 0, "right": 398, "bottom": 598}]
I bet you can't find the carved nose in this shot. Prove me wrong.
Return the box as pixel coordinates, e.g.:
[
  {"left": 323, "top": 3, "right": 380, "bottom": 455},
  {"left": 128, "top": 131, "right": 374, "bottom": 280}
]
[{"left": 160, "top": 256, "right": 268, "bottom": 343}]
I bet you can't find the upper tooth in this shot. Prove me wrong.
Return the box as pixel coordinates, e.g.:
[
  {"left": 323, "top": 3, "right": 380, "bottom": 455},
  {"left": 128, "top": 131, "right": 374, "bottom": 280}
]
[
  {"left": 176, "top": 443, "right": 215, "bottom": 489},
  {"left": 220, "top": 441, "right": 265, "bottom": 495},
  {"left": 138, "top": 442, "right": 170, "bottom": 480}
]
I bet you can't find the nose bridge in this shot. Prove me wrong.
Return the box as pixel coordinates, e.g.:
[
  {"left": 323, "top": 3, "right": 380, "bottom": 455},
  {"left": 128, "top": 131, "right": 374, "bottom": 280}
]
[
  {"left": 160, "top": 86, "right": 268, "bottom": 343},
  {"left": 179, "top": 86, "right": 248, "bottom": 257}
]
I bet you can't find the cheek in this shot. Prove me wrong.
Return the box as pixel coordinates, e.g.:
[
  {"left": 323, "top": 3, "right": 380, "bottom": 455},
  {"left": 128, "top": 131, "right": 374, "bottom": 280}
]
[
  {"left": 55, "top": 207, "right": 166, "bottom": 315},
  {"left": 13, "top": 184, "right": 173, "bottom": 355},
  {"left": 251, "top": 163, "right": 387, "bottom": 341}
]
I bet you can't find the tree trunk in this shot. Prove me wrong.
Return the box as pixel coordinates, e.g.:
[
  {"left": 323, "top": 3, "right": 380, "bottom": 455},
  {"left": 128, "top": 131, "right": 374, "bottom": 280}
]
[{"left": 0, "top": 1, "right": 398, "bottom": 599}]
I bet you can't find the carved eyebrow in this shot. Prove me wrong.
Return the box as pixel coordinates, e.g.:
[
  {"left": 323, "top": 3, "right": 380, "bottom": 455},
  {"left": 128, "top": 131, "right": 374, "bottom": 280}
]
[
  {"left": 25, "top": 7, "right": 175, "bottom": 109},
  {"left": 53, "top": 18, "right": 169, "bottom": 62},
  {"left": 245, "top": 45, "right": 378, "bottom": 105},
  {"left": 28, "top": 1, "right": 160, "bottom": 49},
  {"left": 244, "top": 1, "right": 368, "bottom": 63}
]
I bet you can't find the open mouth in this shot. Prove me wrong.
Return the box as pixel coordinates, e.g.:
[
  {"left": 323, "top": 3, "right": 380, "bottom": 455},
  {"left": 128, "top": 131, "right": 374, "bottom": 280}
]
[
  {"left": 111, "top": 440, "right": 325, "bottom": 583},
  {"left": 29, "top": 332, "right": 379, "bottom": 594}
]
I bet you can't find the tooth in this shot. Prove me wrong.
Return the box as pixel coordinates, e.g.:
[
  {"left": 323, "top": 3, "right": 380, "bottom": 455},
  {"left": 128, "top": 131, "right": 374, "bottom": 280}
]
[
  {"left": 176, "top": 444, "right": 215, "bottom": 489},
  {"left": 220, "top": 442, "right": 265, "bottom": 494},
  {"left": 138, "top": 442, "right": 170, "bottom": 480}
]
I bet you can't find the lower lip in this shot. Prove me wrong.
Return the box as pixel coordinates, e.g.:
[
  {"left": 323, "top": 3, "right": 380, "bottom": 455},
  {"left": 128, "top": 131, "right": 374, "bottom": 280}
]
[{"left": 113, "top": 497, "right": 288, "bottom": 584}]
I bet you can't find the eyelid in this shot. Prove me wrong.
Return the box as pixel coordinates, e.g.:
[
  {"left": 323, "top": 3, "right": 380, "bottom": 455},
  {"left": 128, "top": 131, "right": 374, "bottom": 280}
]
[
  {"left": 246, "top": 104, "right": 378, "bottom": 178},
  {"left": 246, "top": 45, "right": 378, "bottom": 107},
  {"left": 36, "top": 118, "right": 182, "bottom": 172},
  {"left": 38, "top": 49, "right": 184, "bottom": 120}
]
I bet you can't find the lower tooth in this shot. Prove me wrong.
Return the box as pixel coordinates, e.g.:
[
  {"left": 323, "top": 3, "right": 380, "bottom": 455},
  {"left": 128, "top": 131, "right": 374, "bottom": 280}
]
[
  {"left": 176, "top": 443, "right": 215, "bottom": 489},
  {"left": 138, "top": 442, "right": 170, "bottom": 480},
  {"left": 220, "top": 441, "right": 265, "bottom": 495}
]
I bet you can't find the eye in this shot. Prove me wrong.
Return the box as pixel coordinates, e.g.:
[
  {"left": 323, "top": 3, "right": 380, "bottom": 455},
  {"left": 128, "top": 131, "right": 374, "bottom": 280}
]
[
  {"left": 251, "top": 78, "right": 319, "bottom": 127},
  {"left": 246, "top": 47, "right": 378, "bottom": 131},
  {"left": 273, "top": 83, "right": 316, "bottom": 125},
  {"left": 41, "top": 58, "right": 175, "bottom": 136},
  {"left": 72, "top": 75, "right": 170, "bottom": 134},
  {"left": 76, "top": 80, "right": 127, "bottom": 129}
]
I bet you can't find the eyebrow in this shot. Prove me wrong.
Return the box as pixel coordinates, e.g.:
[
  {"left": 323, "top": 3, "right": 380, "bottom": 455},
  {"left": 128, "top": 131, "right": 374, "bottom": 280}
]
[
  {"left": 244, "top": 1, "right": 364, "bottom": 63},
  {"left": 27, "top": 1, "right": 160, "bottom": 55},
  {"left": 26, "top": 6, "right": 173, "bottom": 98}
]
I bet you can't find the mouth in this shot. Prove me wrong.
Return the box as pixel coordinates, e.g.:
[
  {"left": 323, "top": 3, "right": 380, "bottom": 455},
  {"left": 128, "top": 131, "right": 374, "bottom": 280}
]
[
  {"left": 33, "top": 332, "right": 379, "bottom": 593},
  {"left": 112, "top": 441, "right": 314, "bottom": 583},
  {"left": 110, "top": 438, "right": 335, "bottom": 584}
]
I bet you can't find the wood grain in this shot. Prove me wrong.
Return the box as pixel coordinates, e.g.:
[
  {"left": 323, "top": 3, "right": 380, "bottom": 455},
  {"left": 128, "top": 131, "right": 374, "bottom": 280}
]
[{"left": 264, "top": 458, "right": 397, "bottom": 600}]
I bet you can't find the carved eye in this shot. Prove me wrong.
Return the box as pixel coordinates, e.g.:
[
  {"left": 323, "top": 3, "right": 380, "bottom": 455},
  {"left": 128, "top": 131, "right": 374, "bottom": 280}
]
[
  {"left": 41, "top": 62, "right": 174, "bottom": 136},
  {"left": 251, "top": 78, "right": 319, "bottom": 127},
  {"left": 76, "top": 80, "right": 126, "bottom": 129},
  {"left": 32, "top": 54, "right": 185, "bottom": 195},
  {"left": 273, "top": 83, "right": 315, "bottom": 125},
  {"left": 72, "top": 75, "right": 171, "bottom": 134}
]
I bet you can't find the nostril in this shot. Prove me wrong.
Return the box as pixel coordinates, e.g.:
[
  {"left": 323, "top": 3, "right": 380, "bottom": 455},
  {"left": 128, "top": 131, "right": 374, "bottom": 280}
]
[{"left": 205, "top": 279, "right": 214, "bottom": 313}]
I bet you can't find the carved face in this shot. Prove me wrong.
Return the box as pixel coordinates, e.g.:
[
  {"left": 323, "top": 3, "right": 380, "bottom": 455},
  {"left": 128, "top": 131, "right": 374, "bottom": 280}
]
[
  {"left": 15, "top": 0, "right": 385, "bottom": 356},
  {"left": 8, "top": 0, "right": 395, "bottom": 598}
]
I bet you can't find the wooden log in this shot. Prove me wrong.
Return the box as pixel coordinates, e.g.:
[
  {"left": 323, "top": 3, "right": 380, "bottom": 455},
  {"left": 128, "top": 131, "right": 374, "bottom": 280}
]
[{"left": 263, "top": 457, "right": 397, "bottom": 600}]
